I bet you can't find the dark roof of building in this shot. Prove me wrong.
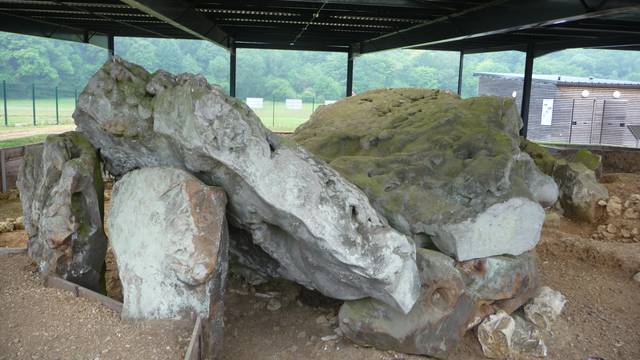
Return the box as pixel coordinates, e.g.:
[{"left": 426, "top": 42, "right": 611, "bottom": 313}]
[
  {"left": 0, "top": 1, "right": 639, "bottom": 55},
  {"left": 474, "top": 72, "right": 640, "bottom": 88}
]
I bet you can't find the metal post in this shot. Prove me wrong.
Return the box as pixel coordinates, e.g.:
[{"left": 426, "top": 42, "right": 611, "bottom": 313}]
[
  {"left": 32, "top": 83, "right": 36, "bottom": 126},
  {"left": 2, "top": 80, "right": 7, "bottom": 126},
  {"left": 312, "top": 96, "right": 315, "bottom": 112},
  {"left": 520, "top": 42, "right": 535, "bottom": 138},
  {"left": 0, "top": 149, "right": 6, "bottom": 192},
  {"left": 599, "top": 100, "right": 607, "bottom": 145},
  {"left": 229, "top": 44, "right": 236, "bottom": 98},
  {"left": 568, "top": 99, "right": 575, "bottom": 143},
  {"left": 74, "top": 89, "right": 78, "bottom": 106},
  {"left": 107, "top": 35, "right": 115, "bottom": 58},
  {"left": 588, "top": 99, "right": 596, "bottom": 144},
  {"left": 346, "top": 49, "right": 354, "bottom": 97},
  {"left": 457, "top": 50, "right": 464, "bottom": 96},
  {"left": 55, "top": 86, "right": 59, "bottom": 124},
  {"left": 272, "top": 94, "right": 275, "bottom": 127}
]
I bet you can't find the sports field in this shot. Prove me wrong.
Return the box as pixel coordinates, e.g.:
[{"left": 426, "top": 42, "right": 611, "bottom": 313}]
[{"left": 0, "top": 98, "right": 319, "bottom": 148}]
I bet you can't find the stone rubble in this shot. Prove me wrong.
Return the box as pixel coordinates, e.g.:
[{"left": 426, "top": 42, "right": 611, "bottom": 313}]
[
  {"left": 524, "top": 286, "right": 567, "bottom": 330},
  {"left": 477, "top": 310, "right": 515, "bottom": 359}
]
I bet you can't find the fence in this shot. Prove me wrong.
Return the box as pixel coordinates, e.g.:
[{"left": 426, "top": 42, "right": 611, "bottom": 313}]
[
  {"left": 1, "top": 80, "right": 79, "bottom": 127},
  {"left": 244, "top": 96, "right": 337, "bottom": 132},
  {"left": 0, "top": 81, "right": 334, "bottom": 132}
]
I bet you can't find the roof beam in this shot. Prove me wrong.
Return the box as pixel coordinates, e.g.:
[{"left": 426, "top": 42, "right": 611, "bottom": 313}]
[
  {"left": 352, "top": 0, "right": 640, "bottom": 54},
  {"left": 119, "top": 0, "right": 232, "bottom": 50}
]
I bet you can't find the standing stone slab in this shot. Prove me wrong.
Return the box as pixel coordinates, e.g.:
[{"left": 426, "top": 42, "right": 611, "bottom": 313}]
[
  {"left": 17, "top": 131, "right": 106, "bottom": 291},
  {"left": 292, "top": 89, "right": 554, "bottom": 261},
  {"left": 108, "top": 167, "right": 228, "bottom": 323},
  {"left": 75, "top": 58, "right": 420, "bottom": 313}
]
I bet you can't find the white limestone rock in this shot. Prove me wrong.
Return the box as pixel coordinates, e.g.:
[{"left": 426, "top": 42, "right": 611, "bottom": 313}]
[
  {"left": 477, "top": 310, "right": 515, "bottom": 359},
  {"left": 75, "top": 57, "right": 420, "bottom": 313},
  {"left": 524, "top": 286, "right": 566, "bottom": 330},
  {"left": 108, "top": 167, "right": 228, "bottom": 320}
]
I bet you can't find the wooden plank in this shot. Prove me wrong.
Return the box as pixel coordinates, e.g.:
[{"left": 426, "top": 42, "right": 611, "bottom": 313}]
[
  {"left": 184, "top": 317, "right": 203, "bottom": 360},
  {"left": 44, "top": 276, "right": 123, "bottom": 314},
  {"left": 0, "top": 247, "right": 27, "bottom": 255},
  {"left": 1, "top": 149, "right": 6, "bottom": 192}
]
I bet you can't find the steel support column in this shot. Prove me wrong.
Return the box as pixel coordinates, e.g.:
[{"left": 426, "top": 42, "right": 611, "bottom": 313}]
[
  {"left": 457, "top": 50, "right": 464, "bottom": 96},
  {"left": 107, "top": 35, "right": 115, "bottom": 58},
  {"left": 520, "top": 42, "right": 535, "bottom": 138},
  {"left": 346, "top": 49, "right": 354, "bottom": 97},
  {"left": 229, "top": 45, "right": 237, "bottom": 98}
]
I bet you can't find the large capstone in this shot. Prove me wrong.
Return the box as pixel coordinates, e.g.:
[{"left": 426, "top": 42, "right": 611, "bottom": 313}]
[
  {"left": 74, "top": 57, "right": 420, "bottom": 313},
  {"left": 108, "top": 167, "right": 228, "bottom": 323},
  {"left": 17, "top": 131, "right": 107, "bottom": 291},
  {"left": 292, "top": 88, "right": 556, "bottom": 261},
  {"left": 338, "top": 249, "right": 537, "bottom": 358}
]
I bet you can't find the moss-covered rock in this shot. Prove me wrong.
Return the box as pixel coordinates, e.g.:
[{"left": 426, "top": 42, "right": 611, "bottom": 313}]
[
  {"left": 520, "top": 140, "right": 607, "bottom": 223},
  {"left": 17, "top": 131, "right": 107, "bottom": 291},
  {"left": 293, "top": 88, "right": 556, "bottom": 261},
  {"left": 520, "top": 139, "right": 556, "bottom": 176}
]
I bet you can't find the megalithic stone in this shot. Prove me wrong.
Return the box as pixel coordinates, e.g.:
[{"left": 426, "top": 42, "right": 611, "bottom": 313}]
[
  {"left": 74, "top": 57, "right": 420, "bottom": 313},
  {"left": 292, "top": 88, "right": 556, "bottom": 261},
  {"left": 17, "top": 131, "right": 107, "bottom": 291}
]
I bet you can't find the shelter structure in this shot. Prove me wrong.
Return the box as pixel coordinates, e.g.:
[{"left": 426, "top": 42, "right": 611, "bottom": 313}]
[
  {"left": 476, "top": 72, "right": 640, "bottom": 147},
  {"left": 1, "top": 0, "right": 640, "bottom": 138}
]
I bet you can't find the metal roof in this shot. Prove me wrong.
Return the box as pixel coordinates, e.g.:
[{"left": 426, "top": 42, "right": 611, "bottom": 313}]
[
  {"left": 474, "top": 72, "right": 640, "bottom": 88},
  {"left": 0, "top": 1, "right": 640, "bottom": 55}
]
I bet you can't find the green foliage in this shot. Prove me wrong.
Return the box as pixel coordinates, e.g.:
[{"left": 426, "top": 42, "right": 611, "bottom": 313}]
[{"left": 3, "top": 32, "right": 640, "bottom": 103}]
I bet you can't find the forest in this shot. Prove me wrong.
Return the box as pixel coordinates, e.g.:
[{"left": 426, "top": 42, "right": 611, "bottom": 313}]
[{"left": 2, "top": 31, "right": 640, "bottom": 101}]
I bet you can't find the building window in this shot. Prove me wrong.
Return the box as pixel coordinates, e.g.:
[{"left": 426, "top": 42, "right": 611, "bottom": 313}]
[
  {"left": 581, "top": 90, "right": 590, "bottom": 98},
  {"left": 613, "top": 90, "right": 621, "bottom": 99}
]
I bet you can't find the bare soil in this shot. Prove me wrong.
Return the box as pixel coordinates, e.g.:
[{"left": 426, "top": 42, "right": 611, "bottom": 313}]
[
  {"left": 0, "top": 253, "right": 192, "bottom": 360},
  {"left": 0, "top": 124, "right": 75, "bottom": 141},
  {"left": 1, "top": 173, "right": 639, "bottom": 359}
]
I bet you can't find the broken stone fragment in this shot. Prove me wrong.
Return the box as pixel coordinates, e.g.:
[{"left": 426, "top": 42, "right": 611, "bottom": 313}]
[
  {"left": 338, "top": 250, "right": 537, "bottom": 358},
  {"left": 108, "top": 167, "right": 228, "bottom": 322},
  {"left": 477, "top": 310, "right": 515, "bottom": 359},
  {"left": 75, "top": 57, "right": 420, "bottom": 313},
  {"left": 293, "top": 88, "right": 552, "bottom": 261},
  {"left": 512, "top": 314, "right": 548, "bottom": 358},
  {"left": 524, "top": 286, "right": 566, "bottom": 330},
  {"left": 553, "top": 161, "right": 608, "bottom": 223},
  {"left": 17, "top": 131, "right": 107, "bottom": 291}
]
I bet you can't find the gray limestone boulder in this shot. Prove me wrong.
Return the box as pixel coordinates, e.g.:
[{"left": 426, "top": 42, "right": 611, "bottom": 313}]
[
  {"left": 108, "top": 167, "right": 227, "bottom": 358},
  {"left": 108, "top": 167, "right": 228, "bottom": 320},
  {"left": 553, "top": 160, "right": 609, "bottom": 223},
  {"left": 292, "top": 88, "right": 555, "bottom": 261},
  {"left": 338, "top": 249, "right": 538, "bottom": 358},
  {"left": 74, "top": 57, "right": 420, "bottom": 313},
  {"left": 17, "top": 131, "right": 107, "bottom": 291}
]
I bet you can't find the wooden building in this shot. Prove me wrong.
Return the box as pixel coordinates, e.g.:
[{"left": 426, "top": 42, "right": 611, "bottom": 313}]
[{"left": 475, "top": 72, "right": 640, "bottom": 148}]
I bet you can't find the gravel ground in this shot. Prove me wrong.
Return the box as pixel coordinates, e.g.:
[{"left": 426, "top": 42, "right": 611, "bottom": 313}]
[{"left": 0, "top": 254, "right": 192, "bottom": 360}]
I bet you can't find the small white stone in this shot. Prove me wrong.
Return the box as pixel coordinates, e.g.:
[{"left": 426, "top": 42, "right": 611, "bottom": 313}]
[
  {"left": 632, "top": 272, "right": 640, "bottom": 283},
  {"left": 477, "top": 310, "right": 515, "bottom": 359},
  {"left": 267, "top": 298, "right": 282, "bottom": 311},
  {"left": 524, "top": 286, "right": 566, "bottom": 330}
]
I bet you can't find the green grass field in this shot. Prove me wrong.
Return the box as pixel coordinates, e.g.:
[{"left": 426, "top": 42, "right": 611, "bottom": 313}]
[
  {"left": 0, "top": 98, "right": 315, "bottom": 132},
  {"left": 0, "top": 134, "right": 49, "bottom": 149},
  {"left": 0, "top": 98, "right": 77, "bottom": 126}
]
